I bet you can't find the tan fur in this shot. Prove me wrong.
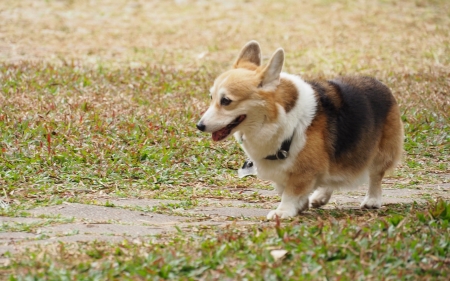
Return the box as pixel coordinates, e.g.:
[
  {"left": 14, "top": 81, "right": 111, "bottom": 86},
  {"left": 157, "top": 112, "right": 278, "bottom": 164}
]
[
  {"left": 372, "top": 104, "right": 404, "bottom": 174},
  {"left": 289, "top": 114, "right": 330, "bottom": 196},
  {"left": 213, "top": 68, "right": 297, "bottom": 122},
  {"left": 234, "top": 61, "right": 259, "bottom": 71},
  {"left": 260, "top": 79, "right": 298, "bottom": 114}
]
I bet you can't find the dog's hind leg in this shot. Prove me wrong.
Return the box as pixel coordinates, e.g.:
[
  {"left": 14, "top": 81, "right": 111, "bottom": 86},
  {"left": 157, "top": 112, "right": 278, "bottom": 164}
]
[
  {"left": 361, "top": 104, "right": 403, "bottom": 209},
  {"left": 310, "top": 186, "right": 333, "bottom": 208},
  {"left": 361, "top": 170, "right": 384, "bottom": 209}
]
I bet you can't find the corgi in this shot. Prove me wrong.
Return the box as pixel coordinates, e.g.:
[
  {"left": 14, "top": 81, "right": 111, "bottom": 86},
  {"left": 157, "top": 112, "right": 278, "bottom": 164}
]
[{"left": 196, "top": 41, "right": 403, "bottom": 219}]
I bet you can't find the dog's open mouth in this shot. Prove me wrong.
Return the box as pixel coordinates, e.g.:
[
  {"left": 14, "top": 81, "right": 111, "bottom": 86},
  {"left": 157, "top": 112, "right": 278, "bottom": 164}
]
[{"left": 212, "top": 115, "right": 246, "bottom": 141}]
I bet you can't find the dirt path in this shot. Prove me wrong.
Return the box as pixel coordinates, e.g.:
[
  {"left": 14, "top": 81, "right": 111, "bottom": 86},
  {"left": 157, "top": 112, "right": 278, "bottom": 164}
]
[{"left": 1, "top": 183, "right": 448, "bottom": 264}]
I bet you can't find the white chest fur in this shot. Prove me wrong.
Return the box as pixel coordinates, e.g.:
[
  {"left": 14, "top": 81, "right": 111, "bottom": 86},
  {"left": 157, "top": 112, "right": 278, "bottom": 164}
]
[{"left": 237, "top": 73, "right": 317, "bottom": 187}]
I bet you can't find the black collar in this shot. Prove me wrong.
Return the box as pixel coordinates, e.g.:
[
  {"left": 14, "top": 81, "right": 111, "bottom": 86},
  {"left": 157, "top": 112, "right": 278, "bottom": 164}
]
[{"left": 264, "top": 131, "right": 295, "bottom": 160}]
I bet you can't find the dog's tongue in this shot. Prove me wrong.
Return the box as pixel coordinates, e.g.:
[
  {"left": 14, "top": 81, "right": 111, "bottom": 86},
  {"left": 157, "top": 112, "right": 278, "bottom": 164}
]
[{"left": 212, "top": 127, "right": 231, "bottom": 142}]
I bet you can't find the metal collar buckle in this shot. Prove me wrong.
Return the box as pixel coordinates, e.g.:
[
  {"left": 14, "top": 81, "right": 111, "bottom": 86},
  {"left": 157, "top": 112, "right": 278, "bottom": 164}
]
[
  {"left": 276, "top": 150, "right": 288, "bottom": 160},
  {"left": 264, "top": 130, "right": 295, "bottom": 161}
]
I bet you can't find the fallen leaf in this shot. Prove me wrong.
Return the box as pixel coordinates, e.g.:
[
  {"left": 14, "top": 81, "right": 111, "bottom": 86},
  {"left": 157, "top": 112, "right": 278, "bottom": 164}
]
[{"left": 270, "top": 249, "right": 288, "bottom": 261}]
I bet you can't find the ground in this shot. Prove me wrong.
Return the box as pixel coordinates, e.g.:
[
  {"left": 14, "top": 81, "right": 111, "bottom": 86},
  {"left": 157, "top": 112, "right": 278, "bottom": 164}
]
[{"left": 0, "top": 0, "right": 449, "bottom": 280}]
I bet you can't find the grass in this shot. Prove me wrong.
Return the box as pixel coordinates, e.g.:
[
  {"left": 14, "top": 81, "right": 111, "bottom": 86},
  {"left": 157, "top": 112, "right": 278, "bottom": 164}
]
[
  {"left": 0, "top": 0, "right": 449, "bottom": 279},
  {"left": 4, "top": 201, "right": 450, "bottom": 280},
  {"left": 0, "top": 217, "right": 75, "bottom": 233}
]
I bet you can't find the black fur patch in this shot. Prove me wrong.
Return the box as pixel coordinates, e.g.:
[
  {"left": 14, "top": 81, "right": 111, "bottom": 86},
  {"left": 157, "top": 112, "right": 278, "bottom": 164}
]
[{"left": 311, "top": 77, "right": 393, "bottom": 159}]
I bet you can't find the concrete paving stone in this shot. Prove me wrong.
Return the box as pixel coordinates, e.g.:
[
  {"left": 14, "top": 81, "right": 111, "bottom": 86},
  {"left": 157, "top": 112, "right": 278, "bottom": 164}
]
[
  {"left": 234, "top": 187, "right": 443, "bottom": 199},
  {"left": 28, "top": 203, "right": 187, "bottom": 225},
  {"left": 203, "top": 198, "right": 276, "bottom": 208},
  {"left": 425, "top": 183, "right": 450, "bottom": 190},
  {"left": 1, "top": 216, "right": 44, "bottom": 224},
  {"left": 416, "top": 183, "right": 450, "bottom": 192},
  {"left": 325, "top": 197, "right": 425, "bottom": 208},
  {"left": 203, "top": 199, "right": 252, "bottom": 207},
  {"left": 96, "top": 198, "right": 181, "bottom": 208},
  {"left": 0, "top": 233, "right": 37, "bottom": 255},
  {"left": 0, "top": 232, "right": 37, "bottom": 241},
  {"left": 192, "top": 207, "right": 271, "bottom": 218},
  {"left": 178, "top": 221, "right": 228, "bottom": 228},
  {"left": 1, "top": 235, "right": 135, "bottom": 256},
  {"left": 31, "top": 234, "right": 127, "bottom": 245},
  {"left": 317, "top": 191, "right": 428, "bottom": 207},
  {"left": 39, "top": 223, "right": 169, "bottom": 237},
  {"left": 0, "top": 222, "right": 259, "bottom": 255},
  {"left": 237, "top": 189, "right": 276, "bottom": 197},
  {"left": 0, "top": 184, "right": 447, "bottom": 252},
  {"left": 384, "top": 188, "right": 447, "bottom": 197},
  {"left": 0, "top": 245, "right": 18, "bottom": 256}
]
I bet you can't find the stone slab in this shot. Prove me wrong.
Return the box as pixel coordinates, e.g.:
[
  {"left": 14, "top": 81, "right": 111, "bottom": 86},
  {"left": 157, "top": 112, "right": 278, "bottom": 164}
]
[
  {"left": 35, "top": 234, "right": 127, "bottom": 244},
  {"left": 203, "top": 198, "right": 277, "bottom": 209},
  {"left": 0, "top": 232, "right": 38, "bottom": 256},
  {"left": 192, "top": 207, "right": 271, "bottom": 218},
  {"left": 236, "top": 189, "right": 276, "bottom": 197},
  {"left": 96, "top": 198, "right": 181, "bottom": 208},
  {"left": 0, "top": 184, "right": 448, "bottom": 256},
  {"left": 39, "top": 223, "right": 169, "bottom": 237},
  {"left": 0, "top": 245, "right": 18, "bottom": 257},
  {"left": 28, "top": 203, "right": 186, "bottom": 225},
  {"left": 1, "top": 216, "right": 43, "bottom": 224},
  {"left": 0, "top": 232, "right": 36, "bottom": 242}
]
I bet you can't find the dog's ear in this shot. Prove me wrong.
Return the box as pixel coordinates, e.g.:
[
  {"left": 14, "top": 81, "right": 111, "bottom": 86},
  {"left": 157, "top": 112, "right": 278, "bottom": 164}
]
[
  {"left": 234, "top": 41, "right": 261, "bottom": 69},
  {"left": 259, "top": 48, "right": 284, "bottom": 88}
]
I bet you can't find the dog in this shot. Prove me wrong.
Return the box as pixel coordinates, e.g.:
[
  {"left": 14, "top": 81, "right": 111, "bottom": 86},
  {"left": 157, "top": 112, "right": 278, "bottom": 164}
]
[{"left": 196, "top": 41, "right": 403, "bottom": 219}]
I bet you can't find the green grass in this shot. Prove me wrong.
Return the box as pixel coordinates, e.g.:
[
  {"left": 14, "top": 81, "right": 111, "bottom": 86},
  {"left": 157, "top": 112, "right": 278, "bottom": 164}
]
[
  {"left": 0, "top": 63, "right": 448, "bottom": 207},
  {"left": 4, "top": 201, "right": 450, "bottom": 280},
  {"left": 0, "top": 59, "right": 449, "bottom": 281},
  {"left": 0, "top": 217, "right": 75, "bottom": 233},
  {"left": 0, "top": 0, "right": 449, "bottom": 279},
  {"left": 0, "top": 63, "right": 250, "bottom": 206}
]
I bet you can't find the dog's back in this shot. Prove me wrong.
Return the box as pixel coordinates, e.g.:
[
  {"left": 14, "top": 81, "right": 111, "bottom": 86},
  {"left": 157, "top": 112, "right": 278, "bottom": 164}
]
[{"left": 308, "top": 76, "right": 402, "bottom": 171}]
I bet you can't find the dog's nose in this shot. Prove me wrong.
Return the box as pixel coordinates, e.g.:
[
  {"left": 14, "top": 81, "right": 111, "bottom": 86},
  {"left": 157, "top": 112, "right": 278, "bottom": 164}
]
[{"left": 196, "top": 122, "right": 206, "bottom": 132}]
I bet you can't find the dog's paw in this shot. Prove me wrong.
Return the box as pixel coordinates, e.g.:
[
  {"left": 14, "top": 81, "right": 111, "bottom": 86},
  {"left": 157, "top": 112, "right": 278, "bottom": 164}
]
[
  {"left": 267, "top": 195, "right": 309, "bottom": 219},
  {"left": 309, "top": 189, "right": 332, "bottom": 208},
  {"left": 361, "top": 197, "right": 382, "bottom": 209},
  {"left": 310, "top": 198, "right": 329, "bottom": 208},
  {"left": 267, "top": 209, "right": 297, "bottom": 220}
]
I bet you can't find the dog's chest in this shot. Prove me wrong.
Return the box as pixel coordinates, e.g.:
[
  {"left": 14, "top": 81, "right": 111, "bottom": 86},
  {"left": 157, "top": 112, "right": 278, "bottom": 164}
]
[
  {"left": 253, "top": 160, "right": 293, "bottom": 185},
  {"left": 240, "top": 135, "right": 303, "bottom": 186}
]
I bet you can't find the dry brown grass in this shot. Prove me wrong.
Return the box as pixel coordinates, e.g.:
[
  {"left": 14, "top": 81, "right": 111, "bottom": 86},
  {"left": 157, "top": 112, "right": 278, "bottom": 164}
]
[
  {"left": 1, "top": 0, "right": 449, "bottom": 74},
  {"left": 0, "top": 0, "right": 448, "bottom": 188},
  {"left": 0, "top": 0, "right": 448, "bottom": 187}
]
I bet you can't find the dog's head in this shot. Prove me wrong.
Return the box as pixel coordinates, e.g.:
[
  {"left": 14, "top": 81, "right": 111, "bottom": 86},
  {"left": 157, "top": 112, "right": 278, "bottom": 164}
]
[{"left": 196, "top": 41, "right": 284, "bottom": 141}]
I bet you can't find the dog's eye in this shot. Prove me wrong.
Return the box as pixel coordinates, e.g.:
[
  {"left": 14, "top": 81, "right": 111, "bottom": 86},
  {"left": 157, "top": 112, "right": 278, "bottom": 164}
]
[{"left": 220, "top": 97, "right": 232, "bottom": 106}]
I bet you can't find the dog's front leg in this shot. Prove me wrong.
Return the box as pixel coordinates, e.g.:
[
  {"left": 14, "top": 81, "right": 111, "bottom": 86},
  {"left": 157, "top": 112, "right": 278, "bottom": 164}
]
[
  {"left": 267, "top": 180, "right": 314, "bottom": 219},
  {"left": 267, "top": 192, "right": 309, "bottom": 219},
  {"left": 274, "top": 183, "right": 285, "bottom": 196}
]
